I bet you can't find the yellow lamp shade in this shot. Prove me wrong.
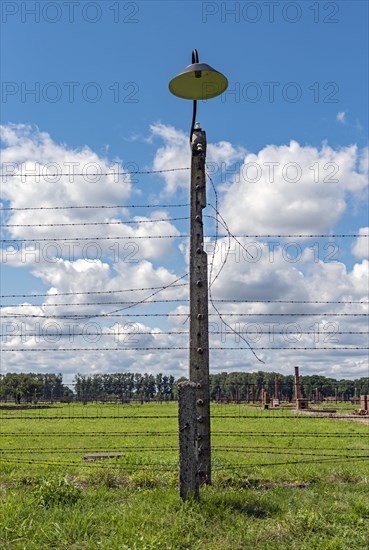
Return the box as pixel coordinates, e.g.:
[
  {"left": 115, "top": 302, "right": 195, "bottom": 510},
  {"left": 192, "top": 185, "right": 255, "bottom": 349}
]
[{"left": 169, "top": 62, "right": 228, "bottom": 100}]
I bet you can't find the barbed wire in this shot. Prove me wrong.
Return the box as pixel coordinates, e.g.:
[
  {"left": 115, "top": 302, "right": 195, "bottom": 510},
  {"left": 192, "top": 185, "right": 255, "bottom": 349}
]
[
  {"left": 2, "top": 445, "right": 368, "bottom": 453},
  {"left": 1, "top": 295, "right": 366, "bottom": 305},
  {"left": 0, "top": 447, "right": 178, "bottom": 453},
  {"left": 215, "top": 445, "right": 369, "bottom": 452},
  {"left": 0, "top": 432, "right": 178, "bottom": 437},
  {"left": 1, "top": 234, "right": 366, "bottom": 243},
  {"left": 0, "top": 455, "right": 367, "bottom": 470},
  {"left": 1, "top": 217, "right": 189, "bottom": 228},
  {"left": 2, "top": 312, "right": 367, "bottom": 319},
  {"left": 217, "top": 456, "right": 369, "bottom": 469},
  {"left": 97, "top": 273, "right": 188, "bottom": 320},
  {"left": 1, "top": 303, "right": 367, "bottom": 311},
  {"left": 2, "top": 331, "right": 368, "bottom": 338},
  {"left": 217, "top": 234, "right": 369, "bottom": 239},
  {"left": 1, "top": 274, "right": 189, "bottom": 323},
  {"left": 0, "top": 415, "right": 178, "bottom": 419},
  {"left": 0, "top": 167, "right": 190, "bottom": 179},
  {"left": 0, "top": 413, "right": 367, "bottom": 421},
  {"left": 1, "top": 448, "right": 367, "bottom": 463},
  {"left": 214, "top": 300, "right": 368, "bottom": 304},
  {"left": 0, "top": 203, "right": 190, "bottom": 211},
  {"left": 0, "top": 283, "right": 188, "bottom": 299},
  {"left": 211, "top": 414, "right": 369, "bottom": 419},
  {"left": 0, "top": 235, "right": 186, "bottom": 242},
  {"left": 2, "top": 346, "right": 367, "bottom": 352},
  {"left": 1, "top": 299, "right": 189, "bottom": 308},
  {"left": 0, "top": 457, "right": 176, "bottom": 470},
  {"left": 217, "top": 450, "right": 369, "bottom": 459},
  {"left": 212, "top": 436, "right": 368, "bottom": 438},
  {"left": 205, "top": 178, "right": 263, "bottom": 364},
  {"left": 1, "top": 431, "right": 366, "bottom": 438}
]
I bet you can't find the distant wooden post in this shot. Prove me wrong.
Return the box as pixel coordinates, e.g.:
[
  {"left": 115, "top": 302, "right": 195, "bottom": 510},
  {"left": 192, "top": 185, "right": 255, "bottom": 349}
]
[{"left": 178, "top": 382, "right": 199, "bottom": 501}]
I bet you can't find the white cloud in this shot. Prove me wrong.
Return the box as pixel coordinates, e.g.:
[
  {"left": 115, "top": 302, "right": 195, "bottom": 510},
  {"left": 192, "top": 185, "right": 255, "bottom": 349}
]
[
  {"left": 0, "top": 125, "right": 181, "bottom": 263},
  {"left": 336, "top": 111, "right": 346, "bottom": 123},
  {"left": 220, "top": 141, "right": 368, "bottom": 234},
  {"left": 192, "top": 238, "right": 368, "bottom": 373},
  {"left": 1, "top": 124, "right": 368, "bottom": 381},
  {"left": 1, "top": 124, "right": 133, "bottom": 214},
  {"left": 352, "top": 228, "right": 369, "bottom": 259},
  {"left": 150, "top": 123, "right": 245, "bottom": 194}
]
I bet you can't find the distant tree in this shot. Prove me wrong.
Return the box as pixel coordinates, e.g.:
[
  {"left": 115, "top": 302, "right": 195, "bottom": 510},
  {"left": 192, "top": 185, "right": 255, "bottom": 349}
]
[
  {"left": 143, "top": 373, "right": 156, "bottom": 400},
  {"left": 155, "top": 373, "right": 164, "bottom": 402}
]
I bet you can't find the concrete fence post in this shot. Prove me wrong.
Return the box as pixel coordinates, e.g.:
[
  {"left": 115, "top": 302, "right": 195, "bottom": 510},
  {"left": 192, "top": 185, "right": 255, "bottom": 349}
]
[{"left": 178, "top": 381, "right": 199, "bottom": 501}]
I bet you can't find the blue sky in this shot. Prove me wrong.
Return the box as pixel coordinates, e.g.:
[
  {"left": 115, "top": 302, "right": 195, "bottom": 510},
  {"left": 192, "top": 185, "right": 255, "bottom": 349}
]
[
  {"left": 2, "top": 1, "right": 368, "bottom": 152},
  {"left": 1, "top": 1, "right": 368, "bottom": 382}
]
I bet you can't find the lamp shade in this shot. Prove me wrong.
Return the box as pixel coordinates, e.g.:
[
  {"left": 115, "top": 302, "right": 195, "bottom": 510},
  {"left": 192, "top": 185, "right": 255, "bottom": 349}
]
[{"left": 169, "top": 62, "right": 228, "bottom": 100}]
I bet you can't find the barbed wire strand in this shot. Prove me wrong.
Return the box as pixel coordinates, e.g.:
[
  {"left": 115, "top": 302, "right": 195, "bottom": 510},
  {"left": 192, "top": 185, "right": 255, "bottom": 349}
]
[
  {"left": 2, "top": 413, "right": 367, "bottom": 420},
  {"left": 1, "top": 291, "right": 366, "bottom": 305},
  {"left": 1, "top": 449, "right": 367, "bottom": 463},
  {"left": 2, "top": 312, "right": 367, "bottom": 319},
  {"left": 1, "top": 203, "right": 190, "bottom": 212},
  {"left": 2, "top": 347, "right": 368, "bottom": 353},
  {"left": 0, "top": 283, "right": 188, "bottom": 299},
  {"left": 221, "top": 455, "right": 369, "bottom": 468},
  {"left": 1, "top": 299, "right": 190, "bottom": 308},
  {"left": 0, "top": 456, "right": 367, "bottom": 470},
  {"left": 2, "top": 234, "right": 367, "bottom": 243},
  {"left": 9, "top": 274, "right": 189, "bottom": 323},
  {"left": 204, "top": 173, "right": 264, "bottom": 364},
  {"left": 1, "top": 431, "right": 366, "bottom": 438},
  {"left": 0, "top": 167, "right": 190, "bottom": 179},
  {"left": 2, "top": 330, "right": 368, "bottom": 339},
  {"left": 0, "top": 457, "right": 176, "bottom": 471},
  {"left": 1, "top": 217, "right": 190, "bottom": 228},
  {"left": 207, "top": 184, "right": 261, "bottom": 363}
]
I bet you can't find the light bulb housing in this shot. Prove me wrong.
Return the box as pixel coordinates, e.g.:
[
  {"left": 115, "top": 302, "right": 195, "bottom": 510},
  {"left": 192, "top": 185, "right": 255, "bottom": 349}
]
[{"left": 169, "top": 62, "right": 228, "bottom": 100}]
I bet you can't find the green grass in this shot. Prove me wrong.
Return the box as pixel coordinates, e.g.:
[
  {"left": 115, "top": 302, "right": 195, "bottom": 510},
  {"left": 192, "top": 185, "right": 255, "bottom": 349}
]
[
  {"left": 1, "top": 402, "right": 368, "bottom": 548},
  {"left": 1, "top": 482, "right": 369, "bottom": 549}
]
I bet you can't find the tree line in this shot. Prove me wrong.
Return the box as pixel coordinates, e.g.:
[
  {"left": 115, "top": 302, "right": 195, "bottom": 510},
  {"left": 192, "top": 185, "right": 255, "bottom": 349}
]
[
  {"left": 207, "top": 371, "right": 369, "bottom": 402},
  {"left": 74, "top": 373, "right": 176, "bottom": 402},
  {"left": 0, "top": 373, "right": 72, "bottom": 404},
  {"left": 1, "top": 371, "right": 368, "bottom": 403}
]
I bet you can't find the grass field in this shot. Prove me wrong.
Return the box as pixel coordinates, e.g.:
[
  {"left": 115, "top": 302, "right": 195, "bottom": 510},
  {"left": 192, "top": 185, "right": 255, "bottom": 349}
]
[{"left": 1, "top": 402, "right": 368, "bottom": 549}]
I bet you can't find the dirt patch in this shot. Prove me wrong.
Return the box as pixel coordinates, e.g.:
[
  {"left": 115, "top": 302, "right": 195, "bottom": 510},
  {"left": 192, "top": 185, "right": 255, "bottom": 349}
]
[
  {"left": 82, "top": 453, "right": 125, "bottom": 462},
  {"left": 294, "top": 410, "right": 369, "bottom": 423},
  {"left": 333, "top": 417, "right": 369, "bottom": 425}
]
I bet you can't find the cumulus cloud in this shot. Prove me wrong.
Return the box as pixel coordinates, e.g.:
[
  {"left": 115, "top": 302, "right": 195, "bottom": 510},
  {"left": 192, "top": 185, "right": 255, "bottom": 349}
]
[
  {"left": 220, "top": 141, "right": 368, "bottom": 234},
  {"left": 336, "top": 111, "right": 346, "bottom": 123},
  {"left": 1, "top": 124, "right": 368, "bottom": 380},
  {"left": 0, "top": 124, "right": 181, "bottom": 263},
  {"left": 351, "top": 228, "right": 369, "bottom": 259},
  {"left": 150, "top": 123, "right": 245, "bottom": 194},
  {"left": 1, "top": 123, "right": 133, "bottom": 214},
  {"left": 191, "top": 236, "right": 368, "bottom": 373}
]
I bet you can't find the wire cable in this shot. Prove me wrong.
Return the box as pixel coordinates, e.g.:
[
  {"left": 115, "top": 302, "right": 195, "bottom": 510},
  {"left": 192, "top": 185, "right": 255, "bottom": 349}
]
[
  {"left": 0, "top": 167, "right": 190, "bottom": 179},
  {"left": 1, "top": 203, "right": 190, "bottom": 211}
]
